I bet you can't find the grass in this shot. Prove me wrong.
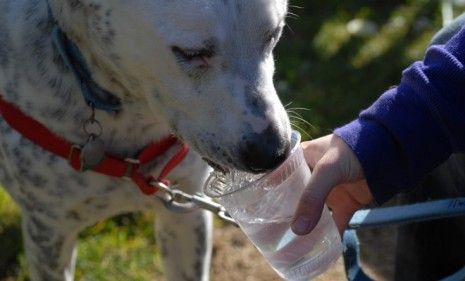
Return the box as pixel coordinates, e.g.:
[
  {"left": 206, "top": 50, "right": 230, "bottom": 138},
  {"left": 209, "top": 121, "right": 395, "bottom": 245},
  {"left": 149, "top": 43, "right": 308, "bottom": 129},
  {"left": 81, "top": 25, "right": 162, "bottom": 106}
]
[
  {"left": 0, "top": 188, "right": 24, "bottom": 280},
  {"left": 0, "top": 189, "right": 164, "bottom": 281},
  {"left": 75, "top": 213, "right": 164, "bottom": 281}
]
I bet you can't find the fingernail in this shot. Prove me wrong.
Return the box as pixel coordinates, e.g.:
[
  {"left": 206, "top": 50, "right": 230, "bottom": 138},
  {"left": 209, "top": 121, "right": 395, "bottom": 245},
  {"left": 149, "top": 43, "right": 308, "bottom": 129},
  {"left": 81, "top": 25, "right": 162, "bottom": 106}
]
[{"left": 292, "top": 216, "right": 311, "bottom": 234}]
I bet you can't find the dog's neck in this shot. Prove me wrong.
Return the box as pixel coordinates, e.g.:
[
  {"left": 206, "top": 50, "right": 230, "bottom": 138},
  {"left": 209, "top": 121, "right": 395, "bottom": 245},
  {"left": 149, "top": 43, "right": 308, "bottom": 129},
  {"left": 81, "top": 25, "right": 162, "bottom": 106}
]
[
  {"left": 1, "top": 0, "right": 172, "bottom": 158},
  {"left": 51, "top": 27, "right": 123, "bottom": 113},
  {"left": 46, "top": 0, "right": 138, "bottom": 108}
]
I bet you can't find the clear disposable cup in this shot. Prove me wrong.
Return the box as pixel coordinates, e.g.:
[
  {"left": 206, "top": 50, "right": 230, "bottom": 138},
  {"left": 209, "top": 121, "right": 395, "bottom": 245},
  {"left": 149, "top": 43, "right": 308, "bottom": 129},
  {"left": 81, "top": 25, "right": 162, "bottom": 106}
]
[{"left": 204, "top": 131, "right": 342, "bottom": 280}]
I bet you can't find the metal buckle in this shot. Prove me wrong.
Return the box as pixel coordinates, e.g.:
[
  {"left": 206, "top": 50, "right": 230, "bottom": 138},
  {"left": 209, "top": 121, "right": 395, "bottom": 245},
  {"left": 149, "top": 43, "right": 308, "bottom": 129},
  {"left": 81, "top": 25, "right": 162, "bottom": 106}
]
[
  {"left": 150, "top": 180, "right": 172, "bottom": 193},
  {"left": 122, "top": 158, "right": 140, "bottom": 180},
  {"left": 150, "top": 180, "right": 239, "bottom": 226},
  {"left": 68, "top": 144, "right": 82, "bottom": 170}
]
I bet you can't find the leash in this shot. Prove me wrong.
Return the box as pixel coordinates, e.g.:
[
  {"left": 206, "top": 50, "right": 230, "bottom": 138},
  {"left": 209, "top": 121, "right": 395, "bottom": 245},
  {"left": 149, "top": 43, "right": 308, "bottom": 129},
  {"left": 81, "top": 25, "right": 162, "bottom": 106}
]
[
  {"left": 153, "top": 181, "right": 238, "bottom": 226},
  {"left": 0, "top": 96, "right": 238, "bottom": 226}
]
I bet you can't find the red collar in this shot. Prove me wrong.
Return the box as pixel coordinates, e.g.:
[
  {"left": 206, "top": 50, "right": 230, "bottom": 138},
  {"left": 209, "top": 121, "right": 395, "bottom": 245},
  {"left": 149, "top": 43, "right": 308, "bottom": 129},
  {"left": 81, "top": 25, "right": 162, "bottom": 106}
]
[{"left": 0, "top": 96, "right": 189, "bottom": 195}]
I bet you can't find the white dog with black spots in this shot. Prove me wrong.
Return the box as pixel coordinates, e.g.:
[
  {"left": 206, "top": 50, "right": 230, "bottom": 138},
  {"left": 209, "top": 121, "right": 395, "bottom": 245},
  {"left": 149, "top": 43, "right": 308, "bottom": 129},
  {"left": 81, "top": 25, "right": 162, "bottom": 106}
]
[{"left": 0, "top": 0, "right": 291, "bottom": 280}]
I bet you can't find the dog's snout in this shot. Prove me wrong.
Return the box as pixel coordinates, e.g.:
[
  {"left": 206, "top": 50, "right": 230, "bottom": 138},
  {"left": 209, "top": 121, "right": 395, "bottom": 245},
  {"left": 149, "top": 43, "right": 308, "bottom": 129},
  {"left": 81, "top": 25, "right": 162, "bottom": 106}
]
[{"left": 240, "top": 125, "right": 290, "bottom": 173}]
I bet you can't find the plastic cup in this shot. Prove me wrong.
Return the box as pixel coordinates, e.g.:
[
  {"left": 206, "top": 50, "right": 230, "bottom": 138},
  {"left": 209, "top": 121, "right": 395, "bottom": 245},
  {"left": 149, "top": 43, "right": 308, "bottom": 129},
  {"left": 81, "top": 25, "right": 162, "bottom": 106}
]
[{"left": 204, "top": 131, "right": 342, "bottom": 280}]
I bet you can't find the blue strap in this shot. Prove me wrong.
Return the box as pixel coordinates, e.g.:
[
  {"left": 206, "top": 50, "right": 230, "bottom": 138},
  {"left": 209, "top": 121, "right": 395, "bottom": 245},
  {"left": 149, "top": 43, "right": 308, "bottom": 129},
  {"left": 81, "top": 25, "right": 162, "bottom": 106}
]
[
  {"left": 342, "top": 198, "right": 465, "bottom": 281},
  {"left": 343, "top": 230, "right": 373, "bottom": 281},
  {"left": 348, "top": 198, "right": 465, "bottom": 229},
  {"left": 440, "top": 265, "right": 465, "bottom": 281},
  {"left": 51, "top": 26, "right": 122, "bottom": 113}
]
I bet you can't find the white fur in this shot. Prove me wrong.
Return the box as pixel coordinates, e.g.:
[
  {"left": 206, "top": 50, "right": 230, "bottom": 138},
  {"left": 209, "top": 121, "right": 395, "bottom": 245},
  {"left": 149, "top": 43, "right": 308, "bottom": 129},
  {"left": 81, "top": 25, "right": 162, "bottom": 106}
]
[{"left": 0, "top": 0, "right": 289, "bottom": 280}]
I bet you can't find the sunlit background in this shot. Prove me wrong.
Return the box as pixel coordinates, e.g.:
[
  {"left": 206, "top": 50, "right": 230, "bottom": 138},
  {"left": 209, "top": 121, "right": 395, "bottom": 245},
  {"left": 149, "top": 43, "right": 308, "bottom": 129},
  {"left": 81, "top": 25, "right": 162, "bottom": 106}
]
[
  {"left": 1, "top": 1, "right": 464, "bottom": 280},
  {"left": 277, "top": 0, "right": 465, "bottom": 137}
]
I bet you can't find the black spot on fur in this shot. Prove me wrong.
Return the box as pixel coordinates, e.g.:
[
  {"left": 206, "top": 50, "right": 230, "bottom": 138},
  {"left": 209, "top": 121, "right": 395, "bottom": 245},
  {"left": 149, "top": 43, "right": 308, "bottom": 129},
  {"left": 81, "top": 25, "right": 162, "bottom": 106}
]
[
  {"left": 193, "top": 217, "right": 207, "bottom": 279},
  {"left": 27, "top": 216, "right": 54, "bottom": 244},
  {"left": 181, "top": 272, "right": 196, "bottom": 281},
  {"left": 0, "top": 18, "right": 12, "bottom": 67},
  {"left": 88, "top": 5, "right": 116, "bottom": 46},
  {"left": 157, "top": 228, "right": 178, "bottom": 259},
  {"left": 33, "top": 264, "right": 62, "bottom": 281},
  {"left": 88, "top": 3, "right": 101, "bottom": 11},
  {"left": 66, "top": 210, "right": 82, "bottom": 221},
  {"left": 24, "top": 0, "right": 40, "bottom": 21},
  {"left": 4, "top": 74, "right": 20, "bottom": 103},
  {"left": 68, "top": 0, "right": 84, "bottom": 12}
]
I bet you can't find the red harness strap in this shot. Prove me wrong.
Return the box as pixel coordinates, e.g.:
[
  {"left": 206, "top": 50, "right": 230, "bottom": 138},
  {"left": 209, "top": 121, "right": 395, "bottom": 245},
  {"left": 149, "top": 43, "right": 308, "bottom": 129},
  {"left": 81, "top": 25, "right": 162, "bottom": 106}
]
[{"left": 0, "top": 96, "right": 189, "bottom": 195}]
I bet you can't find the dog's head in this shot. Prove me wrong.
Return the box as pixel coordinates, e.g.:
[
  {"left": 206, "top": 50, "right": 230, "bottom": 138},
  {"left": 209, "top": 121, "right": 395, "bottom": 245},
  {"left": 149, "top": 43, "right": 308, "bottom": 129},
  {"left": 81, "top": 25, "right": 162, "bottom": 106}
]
[{"left": 52, "top": 0, "right": 291, "bottom": 173}]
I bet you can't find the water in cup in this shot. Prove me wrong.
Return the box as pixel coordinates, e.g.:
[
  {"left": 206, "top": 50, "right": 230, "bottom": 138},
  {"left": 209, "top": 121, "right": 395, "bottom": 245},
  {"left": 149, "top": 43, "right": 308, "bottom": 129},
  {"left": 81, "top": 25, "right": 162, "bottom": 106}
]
[
  {"left": 204, "top": 131, "right": 342, "bottom": 280},
  {"left": 240, "top": 208, "right": 341, "bottom": 280}
]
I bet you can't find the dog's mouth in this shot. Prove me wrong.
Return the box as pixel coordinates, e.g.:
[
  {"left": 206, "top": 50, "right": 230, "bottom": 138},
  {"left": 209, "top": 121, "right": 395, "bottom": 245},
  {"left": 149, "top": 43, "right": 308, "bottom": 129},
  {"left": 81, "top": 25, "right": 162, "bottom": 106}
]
[{"left": 202, "top": 157, "right": 230, "bottom": 174}]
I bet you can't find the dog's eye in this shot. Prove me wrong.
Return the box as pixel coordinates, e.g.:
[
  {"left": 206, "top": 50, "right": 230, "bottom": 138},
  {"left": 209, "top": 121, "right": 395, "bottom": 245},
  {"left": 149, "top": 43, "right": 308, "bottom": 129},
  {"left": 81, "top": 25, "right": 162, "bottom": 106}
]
[
  {"left": 171, "top": 46, "right": 214, "bottom": 62},
  {"left": 264, "top": 26, "right": 283, "bottom": 50}
]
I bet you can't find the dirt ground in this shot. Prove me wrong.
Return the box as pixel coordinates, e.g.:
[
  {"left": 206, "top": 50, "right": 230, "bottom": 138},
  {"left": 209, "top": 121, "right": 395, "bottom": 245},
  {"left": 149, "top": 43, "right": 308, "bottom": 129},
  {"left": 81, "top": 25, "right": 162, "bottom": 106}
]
[{"left": 211, "top": 225, "right": 397, "bottom": 281}]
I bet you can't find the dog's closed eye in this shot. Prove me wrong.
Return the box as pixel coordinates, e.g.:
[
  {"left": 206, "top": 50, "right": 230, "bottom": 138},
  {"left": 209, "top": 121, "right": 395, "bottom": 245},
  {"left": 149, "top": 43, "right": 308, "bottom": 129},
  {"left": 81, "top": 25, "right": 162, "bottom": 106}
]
[
  {"left": 263, "top": 25, "right": 284, "bottom": 52},
  {"left": 171, "top": 46, "right": 214, "bottom": 63}
]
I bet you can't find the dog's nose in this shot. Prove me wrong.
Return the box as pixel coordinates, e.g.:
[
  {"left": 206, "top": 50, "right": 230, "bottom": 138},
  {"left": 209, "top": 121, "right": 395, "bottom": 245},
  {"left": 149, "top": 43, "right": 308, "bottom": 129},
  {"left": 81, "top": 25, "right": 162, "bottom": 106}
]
[{"left": 240, "top": 125, "right": 291, "bottom": 173}]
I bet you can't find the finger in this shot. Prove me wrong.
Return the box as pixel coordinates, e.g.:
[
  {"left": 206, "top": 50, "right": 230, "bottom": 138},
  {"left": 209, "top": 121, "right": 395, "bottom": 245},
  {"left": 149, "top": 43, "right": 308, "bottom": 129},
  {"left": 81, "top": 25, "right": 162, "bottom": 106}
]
[
  {"left": 291, "top": 157, "right": 342, "bottom": 235},
  {"left": 330, "top": 205, "right": 355, "bottom": 236},
  {"left": 301, "top": 135, "right": 333, "bottom": 169},
  {"left": 326, "top": 187, "right": 363, "bottom": 234}
]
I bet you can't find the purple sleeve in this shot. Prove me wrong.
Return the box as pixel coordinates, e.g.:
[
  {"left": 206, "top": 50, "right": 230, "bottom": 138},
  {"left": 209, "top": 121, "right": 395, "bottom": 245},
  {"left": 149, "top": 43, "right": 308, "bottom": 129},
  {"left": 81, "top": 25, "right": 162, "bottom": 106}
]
[{"left": 334, "top": 26, "right": 465, "bottom": 204}]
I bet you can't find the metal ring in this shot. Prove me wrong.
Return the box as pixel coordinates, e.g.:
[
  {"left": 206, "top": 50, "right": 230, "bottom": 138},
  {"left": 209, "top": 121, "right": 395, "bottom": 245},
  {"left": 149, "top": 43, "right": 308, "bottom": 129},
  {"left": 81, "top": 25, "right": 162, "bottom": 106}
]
[
  {"left": 150, "top": 180, "right": 172, "bottom": 194},
  {"left": 155, "top": 191, "right": 198, "bottom": 213},
  {"left": 171, "top": 189, "right": 194, "bottom": 202},
  {"left": 218, "top": 210, "right": 239, "bottom": 227},
  {"left": 83, "top": 119, "right": 103, "bottom": 137},
  {"left": 164, "top": 200, "right": 198, "bottom": 213}
]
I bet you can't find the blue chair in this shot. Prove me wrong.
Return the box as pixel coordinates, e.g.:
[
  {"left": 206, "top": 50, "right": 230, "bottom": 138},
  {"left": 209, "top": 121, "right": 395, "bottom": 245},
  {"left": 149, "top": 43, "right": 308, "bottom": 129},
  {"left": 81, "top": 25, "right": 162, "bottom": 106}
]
[{"left": 342, "top": 198, "right": 465, "bottom": 281}]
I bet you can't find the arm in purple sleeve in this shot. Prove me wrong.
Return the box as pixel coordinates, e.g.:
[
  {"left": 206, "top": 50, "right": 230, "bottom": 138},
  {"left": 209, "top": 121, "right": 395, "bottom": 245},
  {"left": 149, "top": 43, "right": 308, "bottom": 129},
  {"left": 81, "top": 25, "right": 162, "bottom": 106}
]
[{"left": 334, "top": 26, "right": 465, "bottom": 204}]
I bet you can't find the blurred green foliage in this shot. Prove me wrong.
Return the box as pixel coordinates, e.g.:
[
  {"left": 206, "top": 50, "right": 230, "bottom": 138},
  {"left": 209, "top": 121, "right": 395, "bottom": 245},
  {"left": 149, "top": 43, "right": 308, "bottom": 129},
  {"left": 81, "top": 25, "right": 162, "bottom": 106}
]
[
  {"left": 1, "top": 1, "right": 465, "bottom": 280},
  {"left": 276, "top": 0, "right": 464, "bottom": 138}
]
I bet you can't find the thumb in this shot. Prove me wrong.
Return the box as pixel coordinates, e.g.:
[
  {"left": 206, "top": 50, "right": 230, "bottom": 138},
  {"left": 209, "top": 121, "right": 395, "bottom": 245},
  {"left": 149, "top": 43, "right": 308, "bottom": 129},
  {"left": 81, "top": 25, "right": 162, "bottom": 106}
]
[{"left": 291, "top": 154, "right": 342, "bottom": 235}]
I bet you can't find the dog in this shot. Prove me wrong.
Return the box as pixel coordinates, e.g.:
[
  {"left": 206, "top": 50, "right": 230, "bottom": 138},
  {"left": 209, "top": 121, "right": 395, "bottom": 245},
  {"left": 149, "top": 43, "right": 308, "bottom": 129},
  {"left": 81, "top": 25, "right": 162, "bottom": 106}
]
[{"left": 0, "top": 0, "right": 291, "bottom": 280}]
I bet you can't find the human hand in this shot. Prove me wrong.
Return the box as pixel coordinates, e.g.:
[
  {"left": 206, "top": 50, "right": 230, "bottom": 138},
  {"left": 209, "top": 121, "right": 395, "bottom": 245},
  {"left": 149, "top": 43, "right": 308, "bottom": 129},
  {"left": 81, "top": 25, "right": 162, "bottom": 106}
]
[{"left": 291, "top": 134, "right": 374, "bottom": 235}]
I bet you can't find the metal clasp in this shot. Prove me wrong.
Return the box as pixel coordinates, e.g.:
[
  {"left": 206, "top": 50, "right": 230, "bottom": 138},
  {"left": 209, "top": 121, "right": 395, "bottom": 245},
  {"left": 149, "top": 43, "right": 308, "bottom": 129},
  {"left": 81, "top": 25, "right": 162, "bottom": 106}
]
[
  {"left": 151, "top": 180, "right": 238, "bottom": 227},
  {"left": 190, "top": 194, "right": 238, "bottom": 226},
  {"left": 122, "top": 158, "right": 140, "bottom": 180},
  {"left": 68, "top": 144, "right": 83, "bottom": 171}
]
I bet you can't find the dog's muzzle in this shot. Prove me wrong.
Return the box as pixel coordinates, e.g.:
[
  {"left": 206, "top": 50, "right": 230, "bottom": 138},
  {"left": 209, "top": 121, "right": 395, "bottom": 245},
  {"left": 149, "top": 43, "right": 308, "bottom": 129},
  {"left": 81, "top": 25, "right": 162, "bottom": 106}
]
[{"left": 240, "top": 124, "right": 290, "bottom": 173}]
